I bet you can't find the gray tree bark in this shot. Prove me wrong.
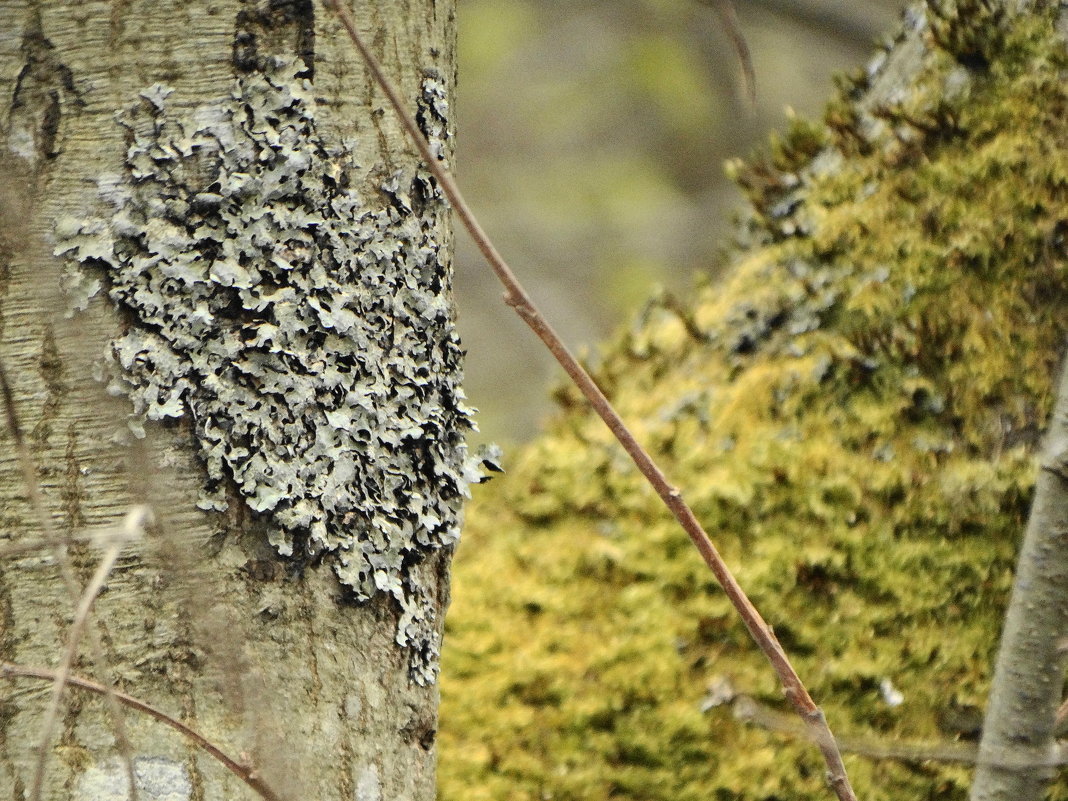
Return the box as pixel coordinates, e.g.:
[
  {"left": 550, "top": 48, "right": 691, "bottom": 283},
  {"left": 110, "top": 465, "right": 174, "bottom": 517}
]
[
  {"left": 970, "top": 355, "right": 1068, "bottom": 801},
  {"left": 0, "top": 1, "right": 468, "bottom": 799}
]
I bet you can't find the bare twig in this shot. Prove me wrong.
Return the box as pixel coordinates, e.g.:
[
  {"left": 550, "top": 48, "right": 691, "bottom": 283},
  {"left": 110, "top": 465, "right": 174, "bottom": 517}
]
[
  {"left": 0, "top": 662, "right": 286, "bottom": 801},
  {"left": 708, "top": 0, "right": 757, "bottom": 106},
  {"left": 0, "top": 359, "right": 140, "bottom": 801},
  {"left": 322, "top": 4, "right": 856, "bottom": 800}
]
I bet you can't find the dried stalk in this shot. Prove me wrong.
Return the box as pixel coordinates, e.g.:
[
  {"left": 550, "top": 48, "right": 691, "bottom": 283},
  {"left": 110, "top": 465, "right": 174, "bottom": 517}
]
[
  {"left": 0, "top": 663, "right": 286, "bottom": 801},
  {"left": 322, "top": 3, "right": 856, "bottom": 799}
]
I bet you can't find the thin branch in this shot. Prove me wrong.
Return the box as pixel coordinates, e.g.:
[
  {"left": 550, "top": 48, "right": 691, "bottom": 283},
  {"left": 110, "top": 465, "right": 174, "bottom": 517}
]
[
  {"left": 322, "top": 3, "right": 856, "bottom": 800},
  {"left": 707, "top": 0, "right": 757, "bottom": 106},
  {"left": 0, "top": 358, "right": 140, "bottom": 801},
  {"left": 0, "top": 662, "right": 286, "bottom": 801}
]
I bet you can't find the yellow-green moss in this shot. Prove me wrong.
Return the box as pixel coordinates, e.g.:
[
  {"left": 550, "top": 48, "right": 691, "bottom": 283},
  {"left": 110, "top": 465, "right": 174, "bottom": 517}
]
[{"left": 440, "top": 7, "right": 1068, "bottom": 801}]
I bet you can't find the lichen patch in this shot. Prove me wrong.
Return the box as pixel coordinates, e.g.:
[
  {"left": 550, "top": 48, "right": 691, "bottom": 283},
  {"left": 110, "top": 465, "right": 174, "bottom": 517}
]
[{"left": 55, "top": 57, "right": 479, "bottom": 683}]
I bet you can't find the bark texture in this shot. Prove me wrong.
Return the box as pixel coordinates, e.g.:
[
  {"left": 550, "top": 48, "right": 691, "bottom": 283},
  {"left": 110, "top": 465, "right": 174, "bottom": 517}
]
[
  {"left": 0, "top": 1, "right": 463, "bottom": 799},
  {"left": 970, "top": 358, "right": 1068, "bottom": 801}
]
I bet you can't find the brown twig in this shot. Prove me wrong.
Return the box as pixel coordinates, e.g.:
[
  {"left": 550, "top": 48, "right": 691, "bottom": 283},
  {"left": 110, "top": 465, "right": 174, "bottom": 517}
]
[
  {"left": 710, "top": 0, "right": 757, "bottom": 107},
  {"left": 0, "top": 359, "right": 140, "bottom": 801},
  {"left": 322, "top": 3, "right": 856, "bottom": 800},
  {"left": 0, "top": 662, "right": 286, "bottom": 801}
]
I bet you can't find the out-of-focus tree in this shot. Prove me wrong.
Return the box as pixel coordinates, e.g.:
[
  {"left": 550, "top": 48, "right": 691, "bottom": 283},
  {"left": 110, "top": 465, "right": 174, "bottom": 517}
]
[
  {"left": 440, "top": 3, "right": 1068, "bottom": 800},
  {"left": 454, "top": 0, "right": 905, "bottom": 441}
]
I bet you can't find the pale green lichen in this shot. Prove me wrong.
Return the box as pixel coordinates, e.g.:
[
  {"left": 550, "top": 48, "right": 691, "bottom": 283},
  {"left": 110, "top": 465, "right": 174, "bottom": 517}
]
[
  {"left": 55, "top": 57, "right": 481, "bottom": 684},
  {"left": 440, "top": 4, "right": 1068, "bottom": 799}
]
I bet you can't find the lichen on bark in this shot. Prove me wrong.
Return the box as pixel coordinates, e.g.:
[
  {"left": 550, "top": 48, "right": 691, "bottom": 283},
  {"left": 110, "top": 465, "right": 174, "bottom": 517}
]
[
  {"left": 54, "top": 55, "right": 478, "bottom": 683},
  {"left": 440, "top": 4, "right": 1068, "bottom": 799}
]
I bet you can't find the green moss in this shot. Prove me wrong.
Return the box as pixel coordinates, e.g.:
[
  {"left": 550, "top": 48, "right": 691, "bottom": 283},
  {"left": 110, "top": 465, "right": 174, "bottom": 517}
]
[{"left": 440, "top": 7, "right": 1068, "bottom": 801}]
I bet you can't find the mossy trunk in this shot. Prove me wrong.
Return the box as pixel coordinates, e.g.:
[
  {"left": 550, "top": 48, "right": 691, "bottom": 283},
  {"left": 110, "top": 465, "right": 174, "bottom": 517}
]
[
  {"left": 0, "top": 2, "right": 465, "bottom": 799},
  {"left": 438, "top": 3, "right": 1068, "bottom": 801}
]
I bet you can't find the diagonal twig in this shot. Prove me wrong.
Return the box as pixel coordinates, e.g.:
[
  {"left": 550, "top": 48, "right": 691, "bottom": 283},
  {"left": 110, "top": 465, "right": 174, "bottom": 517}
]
[
  {"left": 0, "top": 359, "right": 141, "bottom": 801},
  {"left": 321, "top": 3, "right": 855, "bottom": 800},
  {"left": 0, "top": 662, "right": 286, "bottom": 801},
  {"left": 706, "top": 0, "right": 757, "bottom": 106}
]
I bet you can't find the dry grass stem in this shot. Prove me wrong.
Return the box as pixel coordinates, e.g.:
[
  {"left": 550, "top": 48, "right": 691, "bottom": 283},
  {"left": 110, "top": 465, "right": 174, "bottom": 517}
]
[
  {"left": 0, "top": 359, "right": 141, "bottom": 801},
  {"left": 322, "top": 2, "right": 855, "bottom": 799},
  {"left": 0, "top": 662, "right": 287, "bottom": 801}
]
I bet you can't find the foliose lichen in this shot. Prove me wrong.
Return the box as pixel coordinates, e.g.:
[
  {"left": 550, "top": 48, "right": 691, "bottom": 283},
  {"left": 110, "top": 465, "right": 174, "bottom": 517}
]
[{"left": 54, "top": 56, "right": 484, "bottom": 683}]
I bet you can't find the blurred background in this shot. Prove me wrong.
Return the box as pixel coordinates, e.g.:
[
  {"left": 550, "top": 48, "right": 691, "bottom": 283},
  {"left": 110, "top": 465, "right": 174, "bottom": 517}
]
[{"left": 451, "top": 0, "right": 907, "bottom": 445}]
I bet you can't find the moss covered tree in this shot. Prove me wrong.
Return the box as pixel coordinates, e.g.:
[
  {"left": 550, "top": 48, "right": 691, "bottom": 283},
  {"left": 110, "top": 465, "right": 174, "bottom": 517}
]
[{"left": 439, "top": 3, "right": 1068, "bottom": 800}]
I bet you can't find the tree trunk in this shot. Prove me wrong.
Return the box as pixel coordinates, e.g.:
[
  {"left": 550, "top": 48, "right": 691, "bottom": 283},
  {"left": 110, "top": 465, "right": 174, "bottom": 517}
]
[
  {"left": 970, "top": 357, "right": 1068, "bottom": 801},
  {"left": 0, "top": 2, "right": 467, "bottom": 799}
]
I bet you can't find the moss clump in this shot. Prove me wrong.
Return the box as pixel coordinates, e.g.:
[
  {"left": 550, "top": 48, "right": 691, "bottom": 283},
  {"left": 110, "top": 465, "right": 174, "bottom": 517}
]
[{"left": 439, "top": 6, "right": 1068, "bottom": 801}]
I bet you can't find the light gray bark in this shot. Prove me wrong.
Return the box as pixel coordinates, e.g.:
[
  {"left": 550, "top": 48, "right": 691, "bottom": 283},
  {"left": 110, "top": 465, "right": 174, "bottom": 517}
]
[
  {"left": 970, "top": 355, "right": 1068, "bottom": 801},
  {"left": 0, "top": 1, "right": 465, "bottom": 799}
]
